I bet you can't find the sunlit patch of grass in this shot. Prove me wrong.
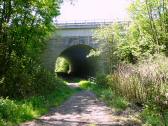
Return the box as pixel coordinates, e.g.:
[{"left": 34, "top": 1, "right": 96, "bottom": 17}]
[
  {"left": 0, "top": 84, "right": 76, "bottom": 126},
  {"left": 79, "top": 80, "right": 92, "bottom": 89}
]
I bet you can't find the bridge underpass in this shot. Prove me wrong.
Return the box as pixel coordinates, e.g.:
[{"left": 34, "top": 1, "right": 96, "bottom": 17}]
[
  {"left": 56, "top": 44, "right": 98, "bottom": 78},
  {"left": 42, "top": 21, "right": 129, "bottom": 78}
]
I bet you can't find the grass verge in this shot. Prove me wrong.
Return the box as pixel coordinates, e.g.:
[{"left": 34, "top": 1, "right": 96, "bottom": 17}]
[
  {"left": 79, "top": 80, "right": 129, "bottom": 111},
  {"left": 0, "top": 83, "right": 77, "bottom": 126}
]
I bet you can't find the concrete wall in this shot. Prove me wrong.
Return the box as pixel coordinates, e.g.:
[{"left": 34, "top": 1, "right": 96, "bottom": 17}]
[{"left": 55, "top": 28, "right": 95, "bottom": 37}]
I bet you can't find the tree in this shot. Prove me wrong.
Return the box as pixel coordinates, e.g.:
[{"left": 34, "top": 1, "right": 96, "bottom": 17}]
[
  {"left": 0, "top": 0, "right": 61, "bottom": 76},
  {"left": 129, "top": 0, "right": 168, "bottom": 55},
  {"left": 93, "top": 24, "right": 123, "bottom": 73},
  {"left": 94, "top": 0, "right": 168, "bottom": 73},
  {"left": 0, "top": 0, "right": 62, "bottom": 98}
]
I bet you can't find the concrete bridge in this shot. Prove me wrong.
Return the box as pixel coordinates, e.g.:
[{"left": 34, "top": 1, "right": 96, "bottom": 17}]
[{"left": 42, "top": 21, "right": 129, "bottom": 77}]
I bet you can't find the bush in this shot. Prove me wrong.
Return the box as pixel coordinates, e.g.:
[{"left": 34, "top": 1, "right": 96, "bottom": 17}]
[
  {"left": 103, "top": 55, "right": 168, "bottom": 125},
  {"left": 95, "top": 74, "right": 109, "bottom": 87},
  {"left": 0, "top": 82, "right": 74, "bottom": 126},
  {"left": 0, "top": 54, "right": 63, "bottom": 98},
  {"left": 0, "top": 98, "right": 18, "bottom": 122},
  {"left": 32, "top": 68, "right": 61, "bottom": 96},
  {"left": 0, "top": 98, "right": 34, "bottom": 125},
  {"left": 0, "top": 56, "right": 33, "bottom": 98}
]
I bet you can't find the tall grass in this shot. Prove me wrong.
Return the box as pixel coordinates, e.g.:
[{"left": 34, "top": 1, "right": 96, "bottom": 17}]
[
  {"left": 100, "top": 55, "right": 168, "bottom": 125},
  {"left": 108, "top": 58, "right": 168, "bottom": 104}
]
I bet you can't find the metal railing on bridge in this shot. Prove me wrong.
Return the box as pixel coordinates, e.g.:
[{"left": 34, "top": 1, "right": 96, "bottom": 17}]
[{"left": 55, "top": 19, "right": 131, "bottom": 29}]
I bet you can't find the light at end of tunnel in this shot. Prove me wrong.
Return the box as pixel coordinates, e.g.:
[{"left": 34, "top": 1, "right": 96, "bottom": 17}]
[{"left": 55, "top": 57, "right": 71, "bottom": 73}]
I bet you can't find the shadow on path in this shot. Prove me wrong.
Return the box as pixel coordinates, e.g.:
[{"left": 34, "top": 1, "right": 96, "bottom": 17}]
[{"left": 21, "top": 84, "right": 141, "bottom": 126}]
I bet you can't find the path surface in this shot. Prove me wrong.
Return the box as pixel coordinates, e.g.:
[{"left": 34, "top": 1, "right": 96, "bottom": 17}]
[{"left": 21, "top": 83, "right": 141, "bottom": 126}]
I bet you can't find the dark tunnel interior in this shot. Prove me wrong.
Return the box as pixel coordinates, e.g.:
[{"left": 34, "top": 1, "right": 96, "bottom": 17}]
[{"left": 56, "top": 44, "right": 98, "bottom": 78}]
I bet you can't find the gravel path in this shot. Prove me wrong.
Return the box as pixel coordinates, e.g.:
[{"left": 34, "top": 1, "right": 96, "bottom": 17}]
[{"left": 21, "top": 83, "right": 142, "bottom": 126}]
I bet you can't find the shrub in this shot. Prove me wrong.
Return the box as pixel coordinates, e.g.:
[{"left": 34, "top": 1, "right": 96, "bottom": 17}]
[
  {"left": 32, "top": 68, "right": 61, "bottom": 96},
  {"left": 103, "top": 55, "right": 168, "bottom": 125},
  {"left": 0, "top": 54, "right": 64, "bottom": 98},
  {"left": 0, "top": 98, "right": 34, "bottom": 125},
  {"left": 95, "top": 74, "right": 109, "bottom": 87},
  {"left": 0, "top": 55, "right": 33, "bottom": 98},
  {"left": 0, "top": 82, "right": 74, "bottom": 126}
]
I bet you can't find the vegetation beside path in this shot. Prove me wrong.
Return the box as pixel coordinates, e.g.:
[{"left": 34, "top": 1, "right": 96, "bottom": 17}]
[
  {"left": 0, "top": 1, "right": 77, "bottom": 125},
  {"left": 79, "top": 80, "right": 129, "bottom": 111},
  {"left": 0, "top": 81, "right": 77, "bottom": 126},
  {"left": 79, "top": 78, "right": 168, "bottom": 126},
  {"left": 79, "top": 80, "right": 143, "bottom": 125}
]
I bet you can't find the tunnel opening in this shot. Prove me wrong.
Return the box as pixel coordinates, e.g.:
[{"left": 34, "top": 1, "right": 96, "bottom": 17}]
[{"left": 55, "top": 44, "right": 98, "bottom": 79}]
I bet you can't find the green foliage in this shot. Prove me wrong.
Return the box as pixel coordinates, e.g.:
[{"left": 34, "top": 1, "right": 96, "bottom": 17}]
[
  {"left": 0, "top": 83, "right": 75, "bottom": 126},
  {"left": 94, "top": 24, "right": 121, "bottom": 73},
  {"left": 79, "top": 80, "right": 128, "bottom": 111},
  {"left": 99, "top": 89, "right": 128, "bottom": 110},
  {"left": 95, "top": 74, "right": 109, "bottom": 87},
  {"left": 0, "top": 0, "right": 61, "bottom": 63},
  {"left": 55, "top": 57, "right": 70, "bottom": 73},
  {"left": 0, "top": 0, "right": 62, "bottom": 98},
  {"left": 102, "top": 55, "right": 168, "bottom": 125},
  {"left": 129, "top": 0, "right": 168, "bottom": 53},
  {"left": 0, "top": 52, "right": 66, "bottom": 98},
  {"left": 94, "top": 0, "right": 168, "bottom": 66},
  {"left": 141, "top": 105, "right": 168, "bottom": 126}
]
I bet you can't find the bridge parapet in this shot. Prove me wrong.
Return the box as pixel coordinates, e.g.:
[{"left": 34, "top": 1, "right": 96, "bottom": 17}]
[{"left": 56, "top": 20, "right": 131, "bottom": 29}]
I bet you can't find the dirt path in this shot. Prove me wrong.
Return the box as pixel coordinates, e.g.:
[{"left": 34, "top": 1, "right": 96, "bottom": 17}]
[{"left": 21, "top": 83, "right": 141, "bottom": 126}]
